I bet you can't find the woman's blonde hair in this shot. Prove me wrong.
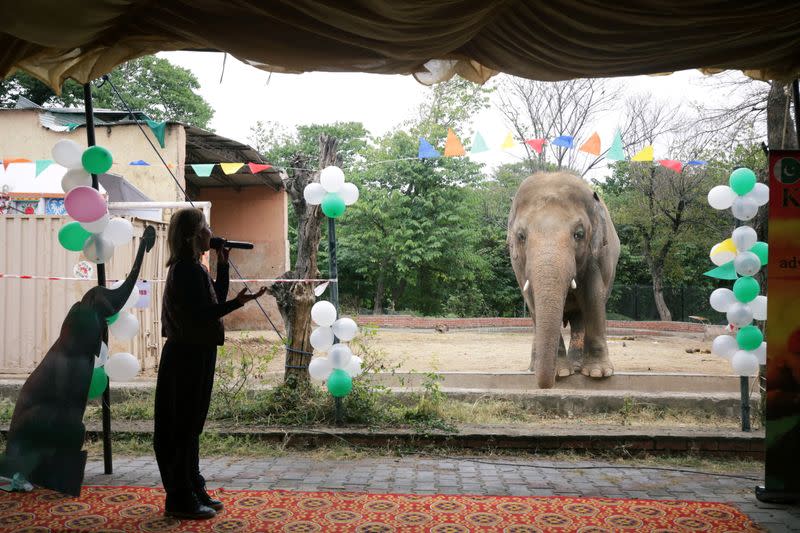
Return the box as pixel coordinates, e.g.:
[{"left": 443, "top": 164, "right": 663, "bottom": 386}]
[{"left": 166, "top": 208, "right": 206, "bottom": 266}]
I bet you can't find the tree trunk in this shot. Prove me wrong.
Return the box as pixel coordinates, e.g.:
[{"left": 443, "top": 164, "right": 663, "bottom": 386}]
[
  {"left": 268, "top": 135, "right": 340, "bottom": 386},
  {"left": 651, "top": 267, "right": 672, "bottom": 322},
  {"left": 767, "top": 81, "right": 799, "bottom": 150},
  {"left": 372, "top": 261, "right": 386, "bottom": 314}
]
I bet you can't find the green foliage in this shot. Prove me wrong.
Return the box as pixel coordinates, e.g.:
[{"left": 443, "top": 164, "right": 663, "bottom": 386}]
[
  {"left": 210, "top": 338, "right": 277, "bottom": 422},
  {"left": 1, "top": 56, "right": 214, "bottom": 128}
]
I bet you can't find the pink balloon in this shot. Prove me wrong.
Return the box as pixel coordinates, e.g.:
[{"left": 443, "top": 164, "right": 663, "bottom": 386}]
[{"left": 64, "top": 186, "right": 108, "bottom": 222}]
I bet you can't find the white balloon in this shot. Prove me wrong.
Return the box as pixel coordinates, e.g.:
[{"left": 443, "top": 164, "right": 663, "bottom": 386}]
[
  {"left": 707, "top": 185, "right": 736, "bottom": 210},
  {"left": 732, "top": 226, "right": 758, "bottom": 252},
  {"left": 751, "top": 295, "right": 768, "bottom": 320},
  {"left": 734, "top": 251, "right": 761, "bottom": 277},
  {"left": 80, "top": 212, "right": 110, "bottom": 234},
  {"left": 311, "top": 300, "right": 337, "bottom": 326},
  {"left": 328, "top": 343, "right": 352, "bottom": 369},
  {"left": 104, "top": 352, "right": 140, "bottom": 381},
  {"left": 731, "top": 350, "right": 759, "bottom": 376},
  {"left": 103, "top": 217, "right": 134, "bottom": 246},
  {"left": 308, "top": 357, "right": 333, "bottom": 381},
  {"left": 110, "top": 279, "right": 140, "bottom": 310},
  {"left": 95, "top": 341, "right": 109, "bottom": 368},
  {"left": 345, "top": 355, "right": 363, "bottom": 377},
  {"left": 82, "top": 234, "right": 114, "bottom": 263},
  {"left": 61, "top": 168, "right": 92, "bottom": 193},
  {"left": 727, "top": 302, "right": 753, "bottom": 328},
  {"left": 109, "top": 311, "right": 139, "bottom": 341},
  {"left": 310, "top": 326, "right": 334, "bottom": 351},
  {"left": 709, "top": 288, "right": 736, "bottom": 312},
  {"left": 339, "top": 182, "right": 360, "bottom": 205},
  {"left": 731, "top": 196, "right": 758, "bottom": 221},
  {"left": 320, "top": 166, "right": 345, "bottom": 193},
  {"left": 303, "top": 183, "right": 326, "bottom": 205},
  {"left": 711, "top": 335, "right": 738, "bottom": 360},
  {"left": 747, "top": 182, "right": 770, "bottom": 207},
  {"left": 332, "top": 317, "right": 358, "bottom": 341},
  {"left": 755, "top": 342, "right": 767, "bottom": 365},
  {"left": 52, "top": 139, "right": 84, "bottom": 169}
]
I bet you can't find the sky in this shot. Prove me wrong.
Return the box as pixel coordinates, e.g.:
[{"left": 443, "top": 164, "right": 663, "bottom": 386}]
[{"left": 158, "top": 51, "right": 755, "bottom": 179}]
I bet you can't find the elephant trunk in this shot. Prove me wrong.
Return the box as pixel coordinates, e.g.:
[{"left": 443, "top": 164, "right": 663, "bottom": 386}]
[{"left": 528, "top": 252, "right": 573, "bottom": 389}]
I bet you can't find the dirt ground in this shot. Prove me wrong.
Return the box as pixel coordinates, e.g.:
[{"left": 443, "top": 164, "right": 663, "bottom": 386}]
[{"left": 230, "top": 328, "right": 732, "bottom": 375}]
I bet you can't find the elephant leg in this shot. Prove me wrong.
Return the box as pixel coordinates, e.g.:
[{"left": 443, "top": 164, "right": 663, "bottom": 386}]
[
  {"left": 567, "top": 313, "right": 584, "bottom": 372},
  {"left": 556, "top": 334, "right": 573, "bottom": 377},
  {"left": 578, "top": 266, "right": 614, "bottom": 378}
]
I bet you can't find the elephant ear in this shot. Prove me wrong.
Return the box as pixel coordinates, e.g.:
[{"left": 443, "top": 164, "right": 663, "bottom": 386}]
[{"left": 590, "top": 191, "right": 608, "bottom": 258}]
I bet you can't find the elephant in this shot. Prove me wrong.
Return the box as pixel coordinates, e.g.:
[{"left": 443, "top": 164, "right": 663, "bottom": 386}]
[
  {"left": 508, "top": 172, "right": 620, "bottom": 389},
  {"left": 1, "top": 226, "right": 156, "bottom": 496}
]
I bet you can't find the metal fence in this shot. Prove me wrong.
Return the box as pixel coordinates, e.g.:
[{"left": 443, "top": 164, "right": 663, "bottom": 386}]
[{"left": 607, "top": 284, "right": 722, "bottom": 323}]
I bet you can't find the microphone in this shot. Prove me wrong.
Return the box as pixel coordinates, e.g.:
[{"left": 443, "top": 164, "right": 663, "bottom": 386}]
[{"left": 210, "top": 237, "right": 254, "bottom": 250}]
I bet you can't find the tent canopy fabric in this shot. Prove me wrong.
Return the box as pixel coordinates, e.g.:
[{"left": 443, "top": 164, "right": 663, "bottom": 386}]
[{"left": 1, "top": 1, "right": 799, "bottom": 90}]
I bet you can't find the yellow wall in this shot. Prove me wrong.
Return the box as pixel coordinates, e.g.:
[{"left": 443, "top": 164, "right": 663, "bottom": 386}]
[{"left": 0, "top": 110, "right": 186, "bottom": 201}]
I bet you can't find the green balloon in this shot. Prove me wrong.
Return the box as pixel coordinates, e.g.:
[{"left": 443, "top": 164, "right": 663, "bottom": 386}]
[
  {"left": 733, "top": 276, "right": 759, "bottom": 303},
  {"left": 751, "top": 241, "right": 768, "bottom": 265},
  {"left": 58, "top": 221, "right": 91, "bottom": 251},
  {"left": 326, "top": 368, "right": 353, "bottom": 398},
  {"left": 88, "top": 366, "right": 108, "bottom": 400},
  {"left": 82, "top": 145, "right": 113, "bottom": 174},
  {"left": 737, "top": 325, "right": 763, "bottom": 351},
  {"left": 729, "top": 167, "right": 756, "bottom": 195},
  {"left": 321, "top": 193, "right": 346, "bottom": 218},
  {"left": 107, "top": 312, "right": 120, "bottom": 325}
]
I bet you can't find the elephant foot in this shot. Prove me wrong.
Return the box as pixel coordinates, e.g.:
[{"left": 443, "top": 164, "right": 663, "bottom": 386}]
[
  {"left": 556, "top": 358, "right": 574, "bottom": 378},
  {"left": 580, "top": 359, "right": 614, "bottom": 378}
]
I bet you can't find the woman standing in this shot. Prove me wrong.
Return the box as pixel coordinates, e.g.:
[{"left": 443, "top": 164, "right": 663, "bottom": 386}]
[{"left": 154, "top": 208, "right": 265, "bottom": 519}]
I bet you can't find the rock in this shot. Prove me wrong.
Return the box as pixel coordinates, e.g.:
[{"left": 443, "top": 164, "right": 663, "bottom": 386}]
[{"left": 435, "top": 323, "right": 449, "bottom": 333}]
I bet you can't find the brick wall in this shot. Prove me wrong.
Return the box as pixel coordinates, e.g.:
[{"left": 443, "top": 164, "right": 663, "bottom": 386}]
[{"left": 353, "top": 315, "right": 706, "bottom": 333}]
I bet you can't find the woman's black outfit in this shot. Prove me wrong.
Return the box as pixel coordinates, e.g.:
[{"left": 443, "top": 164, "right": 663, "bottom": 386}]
[{"left": 154, "top": 257, "right": 242, "bottom": 516}]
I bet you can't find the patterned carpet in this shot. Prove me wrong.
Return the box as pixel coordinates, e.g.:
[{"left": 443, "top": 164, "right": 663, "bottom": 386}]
[{"left": 0, "top": 486, "right": 762, "bottom": 532}]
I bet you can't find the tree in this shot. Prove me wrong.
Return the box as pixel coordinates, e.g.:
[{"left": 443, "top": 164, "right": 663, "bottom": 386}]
[
  {"left": 0, "top": 56, "right": 214, "bottom": 128},
  {"left": 495, "top": 77, "right": 621, "bottom": 175}
]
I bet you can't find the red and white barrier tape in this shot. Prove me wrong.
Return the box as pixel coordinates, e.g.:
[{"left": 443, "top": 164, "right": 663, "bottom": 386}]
[{"left": 0, "top": 274, "right": 335, "bottom": 284}]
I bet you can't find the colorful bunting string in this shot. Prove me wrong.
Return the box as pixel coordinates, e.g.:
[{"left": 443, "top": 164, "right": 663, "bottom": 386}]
[
  {"left": 551, "top": 136, "right": 574, "bottom": 149},
  {"left": 607, "top": 131, "right": 625, "bottom": 161},
  {"left": 190, "top": 164, "right": 215, "bottom": 177},
  {"left": 145, "top": 120, "right": 167, "bottom": 148},
  {"left": 659, "top": 160, "right": 683, "bottom": 173},
  {"left": 129, "top": 160, "right": 150, "bottom": 166},
  {"left": 470, "top": 132, "right": 489, "bottom": 154},
  {"left": 34, "top": 160, "right": 53, "bottom": 176},
  {"left": 524, "top": 139, "right": 546, "bottom": 154},
  {"left": 631, "top": 145, "right": 654, "bottom": 162},
  {"left": 579, "top": 133, "right": 601, "bottom": 156},
  {"left": 443, "top": 129, "right": 466, "bottom": 157},
  {"left": 247, "top": 163, "right": 272, "bottom": 174},
  {"left": 500, "top": 132, "right": 516, "bottom": 150},
  {"left": 418, "top": 138, "right": 440, "bottom": 159},
  {"left": 220, "top": 162, "right": 244, "bottom": 175}
]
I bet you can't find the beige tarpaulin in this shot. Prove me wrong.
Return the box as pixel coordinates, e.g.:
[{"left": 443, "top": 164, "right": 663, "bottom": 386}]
[{"left": 1, "top": 0, "right": 799, "bottom": 90}]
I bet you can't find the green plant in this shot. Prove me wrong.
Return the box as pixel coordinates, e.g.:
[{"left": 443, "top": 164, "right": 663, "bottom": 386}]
[{"left": 210, "top": 337, "right": 277, "bottom": 422}]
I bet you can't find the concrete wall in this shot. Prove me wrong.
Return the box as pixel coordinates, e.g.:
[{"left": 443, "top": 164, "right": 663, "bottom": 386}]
[
  {"left": 197, "top": 186, "right": 289, "bottom": 332},
  {"left": 0, "top": 110, "right": 186, "bottom": 202}
]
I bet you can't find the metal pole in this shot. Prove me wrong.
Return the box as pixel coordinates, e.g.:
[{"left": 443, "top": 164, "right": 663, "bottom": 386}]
[
  {"left": 740, "top": 376, "right": 751, "bottom": 432},
  {"left": 792, "top": 80, "right": 800, "bottom": 143},
  {"left": 328, "top": 217, "right": 343, "bottom": 424},
  {"left": 83, "top": 83, "right": 113, "bottom": 474}
]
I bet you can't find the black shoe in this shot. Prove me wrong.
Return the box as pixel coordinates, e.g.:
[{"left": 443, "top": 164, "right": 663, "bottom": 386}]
[
  {"left": 195, "top": 486, "right": 224, "bottom": 511},
  {"left": 165, "top": 492, "right": 217, "bottom": 520}
]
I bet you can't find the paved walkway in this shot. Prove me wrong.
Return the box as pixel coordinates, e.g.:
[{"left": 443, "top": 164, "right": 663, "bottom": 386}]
[{"left": 84, "top": 454, "right": 800, "bottom": 532}]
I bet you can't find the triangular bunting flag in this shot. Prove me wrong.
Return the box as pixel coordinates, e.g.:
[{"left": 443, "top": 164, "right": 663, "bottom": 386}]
[
  {"left": 470, "top": 132, "right": 489, "bottom": 154},
  {"left": 607, "top": 130, "right": 625, "bottom": 161},
  {"left": 3, "top": 158, "right": 32, "bottom": 169},
  {"left": 191, "top": 164, "right": 215, "bottom": 177},
  {"left": 658, "top": 160, "right": 683, "bottom": 173},
  {"left": 145, "top": 120, "right": 167, "bottom": 148},
  {"left": 500, "top": 132, "right": 516, "bottom": 150},
  {"left": 220, "top": 163, "right": 244, "bottom": 175},
  {"left": 631, "top": 145, "right": 654, "bottom": 162},
  {"left": 418, "top": 137, "right": 440, "bottom": 159},
  {"left": 551, "top": 136, "right": 574, "bottom": 149},
  {"left": 578, "top": 133, "right": 601, "bottom": 156},
  {"left": 443, "top": 128, "right": 466, "bottom": 157},
  {"left": 129, "top": 160, "right": 150, "bottom": 166},
  {"left": 703, "top": 261, "right": 738, "bottom": 280},
  {"left": 35, "top": 160, "right": 53, "bottom": 176},
  {"left": 686, "top": 160, "right": 707, "bottom": 166},
  {"left": 248, "top": 163, "right": 272, "bottom": 174},
  {"left": 524, "top": 139, "right": 546, "bottom": 154}
]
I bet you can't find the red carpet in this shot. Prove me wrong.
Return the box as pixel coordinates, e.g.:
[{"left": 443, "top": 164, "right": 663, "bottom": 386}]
[{"left": 0, "top": 486, "right": 761, "bottom": 532}]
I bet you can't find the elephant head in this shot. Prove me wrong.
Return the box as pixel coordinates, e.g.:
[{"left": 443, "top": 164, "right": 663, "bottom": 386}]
[{"left": 508, "top": 172, "right": 612, "bottom": 388}]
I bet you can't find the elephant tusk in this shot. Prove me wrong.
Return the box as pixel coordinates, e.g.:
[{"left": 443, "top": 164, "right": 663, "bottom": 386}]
[
  {"left": 571, "top": 278, "right": 577, "bottom": 289},
  {"left": 523, "top": 279, "right": 530, "bottom": 292}
]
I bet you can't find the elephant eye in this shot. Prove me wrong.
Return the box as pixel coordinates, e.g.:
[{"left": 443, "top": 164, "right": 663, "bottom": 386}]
[
  {"left": 573, "top": 228, "right": 585, "bottom": 241},
  {"left": 517, "top": 230, "right": 526, "bottom": 242}
]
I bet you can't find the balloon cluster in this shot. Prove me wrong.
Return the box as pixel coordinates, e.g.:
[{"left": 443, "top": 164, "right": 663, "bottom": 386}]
[
  {"left": 303, "top": 166, "right": 359, "bottom": 218},
  {"left": 307, "top": 300, "right": 362, "bottom": 397},
  {"left": 708, "top": 168, "right": 768, "bottom": 377},
  {"left": 53, "top": 139, "right": 134, "bottom": 263}
]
